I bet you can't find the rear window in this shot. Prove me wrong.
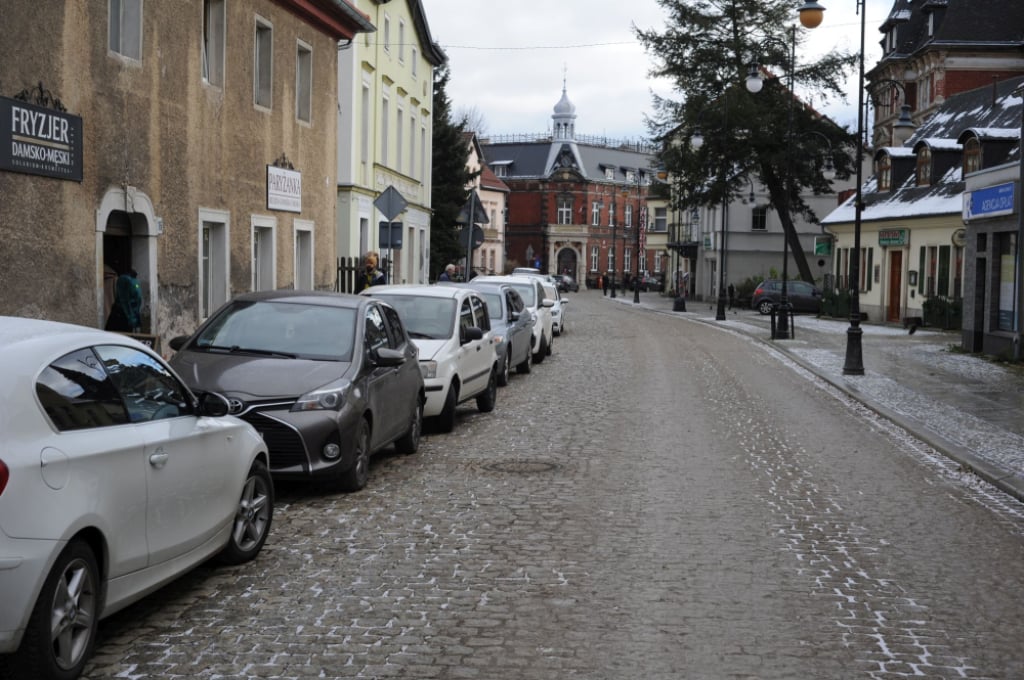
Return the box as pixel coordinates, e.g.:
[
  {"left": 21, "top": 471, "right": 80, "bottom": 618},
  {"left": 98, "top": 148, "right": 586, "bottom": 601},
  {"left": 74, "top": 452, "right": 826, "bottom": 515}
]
[
  {"left": 370, "top": 294, "right": 457, "bottom": 340},
  {"left": 193, "top": 300, "right": 357, "bottom": 361}
]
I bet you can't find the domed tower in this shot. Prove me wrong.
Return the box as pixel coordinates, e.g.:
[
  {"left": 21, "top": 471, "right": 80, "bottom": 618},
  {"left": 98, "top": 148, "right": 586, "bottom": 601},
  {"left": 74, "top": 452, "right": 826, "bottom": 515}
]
[{"left": 552, "top": 83, "right": 576, "bottom": 141}]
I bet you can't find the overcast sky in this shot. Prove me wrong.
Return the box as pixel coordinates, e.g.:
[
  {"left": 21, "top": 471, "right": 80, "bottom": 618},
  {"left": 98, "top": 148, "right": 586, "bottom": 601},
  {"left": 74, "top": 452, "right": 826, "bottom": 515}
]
[{"left": 420, "top": 0, "right": 894, "bottom": 141}]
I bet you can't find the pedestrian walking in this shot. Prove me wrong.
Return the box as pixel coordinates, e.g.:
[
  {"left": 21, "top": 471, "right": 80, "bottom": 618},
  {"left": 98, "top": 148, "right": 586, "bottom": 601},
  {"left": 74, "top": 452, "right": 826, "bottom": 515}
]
[
  {"left": 601, "top": 274, "right": 607, "bottom": 296},
  {"left": 728, "top": 283, "right": 736, "bottom": 309}
]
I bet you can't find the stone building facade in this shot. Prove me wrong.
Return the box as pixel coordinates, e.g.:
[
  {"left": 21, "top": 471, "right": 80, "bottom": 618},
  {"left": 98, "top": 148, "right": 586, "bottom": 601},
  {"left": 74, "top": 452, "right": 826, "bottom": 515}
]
[{"left": 0, "top": 0, "right": 372, "bottom": 348}]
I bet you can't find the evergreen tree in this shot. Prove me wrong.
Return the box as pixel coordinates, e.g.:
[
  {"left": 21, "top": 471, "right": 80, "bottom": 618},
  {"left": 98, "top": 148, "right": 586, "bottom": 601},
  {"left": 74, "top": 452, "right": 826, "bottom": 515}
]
[
  {"left": 430, "top": 64, "right": 475, "bottom": 280},
  {"left": 637, "top": 0, "right": 859, "bottom": 282}
]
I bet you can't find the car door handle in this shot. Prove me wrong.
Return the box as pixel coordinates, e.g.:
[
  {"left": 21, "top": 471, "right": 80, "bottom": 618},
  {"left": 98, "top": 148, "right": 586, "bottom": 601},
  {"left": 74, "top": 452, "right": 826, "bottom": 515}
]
[{"left": 149, "top": 450, "right": 169, "bottom": 468}]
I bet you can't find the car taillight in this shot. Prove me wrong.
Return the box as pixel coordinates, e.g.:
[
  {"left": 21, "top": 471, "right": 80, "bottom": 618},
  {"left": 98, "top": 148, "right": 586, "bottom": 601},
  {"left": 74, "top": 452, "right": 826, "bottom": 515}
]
[{"left": 0, "top": 459, "right": 8, "bottom": 496}]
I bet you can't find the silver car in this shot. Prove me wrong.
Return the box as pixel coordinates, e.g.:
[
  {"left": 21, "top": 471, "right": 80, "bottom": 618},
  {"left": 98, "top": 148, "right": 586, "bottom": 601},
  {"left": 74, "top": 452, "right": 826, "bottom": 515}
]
[{"left": 447, "top": 280, "right": 535, "bottom": 384}]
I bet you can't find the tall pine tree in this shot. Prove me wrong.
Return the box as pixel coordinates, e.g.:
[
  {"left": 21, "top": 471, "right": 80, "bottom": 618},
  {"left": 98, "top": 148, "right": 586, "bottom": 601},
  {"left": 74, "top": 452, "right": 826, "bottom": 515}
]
[
  {"left": 637, "top": 0, "right": 858, "bottom": 282},
  {"left": 430, "top": 64, "right": 475, "bottom": 280}
]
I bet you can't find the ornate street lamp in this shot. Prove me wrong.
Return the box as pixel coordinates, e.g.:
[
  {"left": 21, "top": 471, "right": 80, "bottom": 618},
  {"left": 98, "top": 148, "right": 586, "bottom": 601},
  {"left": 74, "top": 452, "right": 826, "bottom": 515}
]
[{"left": 799, "top": 0, "right": 867, "bottom": 373}]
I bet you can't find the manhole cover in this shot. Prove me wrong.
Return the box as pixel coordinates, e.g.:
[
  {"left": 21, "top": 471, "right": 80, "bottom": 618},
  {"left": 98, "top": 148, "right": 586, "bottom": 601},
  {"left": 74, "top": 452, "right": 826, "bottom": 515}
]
[{"left": 483, "top": 460, "right": 560, "bottom": 474}]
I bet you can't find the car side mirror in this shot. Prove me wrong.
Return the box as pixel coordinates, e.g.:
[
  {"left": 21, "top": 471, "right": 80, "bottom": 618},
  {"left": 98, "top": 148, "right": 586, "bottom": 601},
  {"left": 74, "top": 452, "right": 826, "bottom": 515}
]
[
  {"left": 510, "top": 311, "right": 520, "bottom": 321},
  {"left": 197, "top": 391, "right": 231, "bottom": 417},
  {"left": 461, "top": 326, "right": 484, "bottom": 344},
  {"left": 373, "top": 346, "right": 406, "bottom": 367},
  {"left": 542, "top": 299, "right": 555, "bottom": 308},
  {"left": 169, "top": 335, "right": 190, "bottom": 351}
]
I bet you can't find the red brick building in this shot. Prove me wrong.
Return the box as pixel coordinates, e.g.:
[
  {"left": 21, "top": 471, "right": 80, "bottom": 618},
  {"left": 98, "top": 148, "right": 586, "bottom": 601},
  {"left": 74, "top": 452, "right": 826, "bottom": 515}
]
[
  {"left": 869, "top": 0, "right": 1024, "bottom": 147},
  {"left": 480, "top": 86, "right": 659, "bottom": 288}
]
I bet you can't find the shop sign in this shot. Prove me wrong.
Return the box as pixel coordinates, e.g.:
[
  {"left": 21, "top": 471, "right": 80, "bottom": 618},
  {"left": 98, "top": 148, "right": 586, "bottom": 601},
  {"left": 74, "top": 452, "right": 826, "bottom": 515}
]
[
  {"left": 878, "top": 228, "right": 908, "bottom": 247},
  {"left": 267, "top": 165, "right": 301, "bottom": 213},
  {"left": 963, "top": 182, "right": 1015, "bottom": 220},
  {"left": 0, "top": 95, "right": 83, "bottom": 181},
  {"left": 814, "top": 235, "right": 833, "bottom": 256}
]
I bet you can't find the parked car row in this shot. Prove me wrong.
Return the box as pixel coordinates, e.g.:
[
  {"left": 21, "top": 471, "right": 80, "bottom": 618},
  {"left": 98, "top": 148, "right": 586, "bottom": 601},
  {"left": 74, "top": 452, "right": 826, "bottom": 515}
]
[{"left": 0, "top": 270, "right": 571, "bottom": 679}]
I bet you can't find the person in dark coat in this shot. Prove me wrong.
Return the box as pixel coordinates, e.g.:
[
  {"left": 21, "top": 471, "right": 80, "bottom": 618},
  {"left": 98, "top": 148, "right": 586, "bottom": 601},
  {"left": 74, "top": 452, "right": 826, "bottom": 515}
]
[
  {"left": 105, "top": 269, "right": 143, "bottom": 332},
  {"left": 438, "top": 264, "right": 456, "bottom": 282},
  {"left": 361, "top": 251, "right": 387, "bottom": 289}
]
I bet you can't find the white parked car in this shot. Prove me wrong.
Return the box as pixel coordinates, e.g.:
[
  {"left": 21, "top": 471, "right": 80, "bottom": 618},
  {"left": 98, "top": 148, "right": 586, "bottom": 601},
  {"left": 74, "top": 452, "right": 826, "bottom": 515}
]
[
  {"left": 474, "top": 275, "right": 555, "bottom": 363},
  {"left": 544, "top": 282, "right": 569, "bottom": 336},
  {"left": 0, "top": 317, "right": 273, "bottom": 680},
  {"left": 362, "top": 285, "right": 498, "bottom": 432}
]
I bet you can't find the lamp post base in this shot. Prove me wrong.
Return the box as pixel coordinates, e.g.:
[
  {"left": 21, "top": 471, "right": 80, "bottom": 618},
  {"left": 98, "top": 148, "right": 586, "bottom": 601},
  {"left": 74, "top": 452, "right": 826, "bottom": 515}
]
[
  {"left": 715, "top": 294, "right": 727, "bottom": 321},
  {"left": 775, "top": 301, "right": 791, "bottom": 340},
  {"left": 843, "top": 321, "right": 865, "bottom": 375}
]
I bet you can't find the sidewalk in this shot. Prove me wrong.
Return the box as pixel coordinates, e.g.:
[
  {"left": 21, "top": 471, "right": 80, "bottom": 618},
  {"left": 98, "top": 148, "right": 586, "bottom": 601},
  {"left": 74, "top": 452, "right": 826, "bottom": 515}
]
[{"left": 600, "top": 289, "right": 1024, "bottom": 502}]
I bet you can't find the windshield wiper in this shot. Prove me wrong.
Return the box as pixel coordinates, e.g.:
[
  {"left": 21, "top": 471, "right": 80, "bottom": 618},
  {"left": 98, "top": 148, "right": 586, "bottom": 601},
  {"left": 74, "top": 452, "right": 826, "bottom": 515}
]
[{"left": 201, "top": 344, "right": 296, "bottom": 358}]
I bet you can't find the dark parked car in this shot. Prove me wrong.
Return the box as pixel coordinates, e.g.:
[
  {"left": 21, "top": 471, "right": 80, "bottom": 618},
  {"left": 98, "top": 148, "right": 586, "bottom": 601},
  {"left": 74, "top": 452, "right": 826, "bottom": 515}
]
[
  {"left": 638, "top": 273, "right": 663, "bottom": 292},
  {"left": 751, "top": 279, "right": 823, "bottom": 315},
  {"left": 169, "top": 290, "right": 424, "bottom": 491}
]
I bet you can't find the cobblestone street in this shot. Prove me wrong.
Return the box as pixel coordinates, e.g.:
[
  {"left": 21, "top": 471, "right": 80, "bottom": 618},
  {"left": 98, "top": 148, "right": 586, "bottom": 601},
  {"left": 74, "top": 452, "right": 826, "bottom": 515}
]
[{"left": 83, "top": 292, "right": 1024, "bottom": 680}]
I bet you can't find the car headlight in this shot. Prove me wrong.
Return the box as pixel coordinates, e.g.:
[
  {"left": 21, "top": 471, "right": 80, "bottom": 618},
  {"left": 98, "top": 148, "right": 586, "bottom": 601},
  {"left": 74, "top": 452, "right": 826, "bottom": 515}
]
[
  {"left": 419, "top": 360, "right": 437, "bottom": 380},
  {"left": 292, "top": 380, "right": 352, "bottom": 411}
]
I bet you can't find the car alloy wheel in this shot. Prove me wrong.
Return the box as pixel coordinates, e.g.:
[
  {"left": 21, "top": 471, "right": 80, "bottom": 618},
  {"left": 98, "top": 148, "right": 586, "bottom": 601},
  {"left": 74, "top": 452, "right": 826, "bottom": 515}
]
[
  {"left": 12, "top": 539, "right": 99, "bottom": 680},
  {"left": 394, "top": 400, "right": 423, "bottom": 455},
  {"left": 340, "top": 418, "right": 372, "bottom": 491},
  {"left": 218, "top": 459, "right": 273, "bottom": 565},
  {"left": 497, "top": 350, "right": 511, "bottom": 387},
  {"left": 517, "top": 347, "right": 532, "bottom": 374},
  {"left": 476, "top": 368, "right": 497, "bottom": 412}
]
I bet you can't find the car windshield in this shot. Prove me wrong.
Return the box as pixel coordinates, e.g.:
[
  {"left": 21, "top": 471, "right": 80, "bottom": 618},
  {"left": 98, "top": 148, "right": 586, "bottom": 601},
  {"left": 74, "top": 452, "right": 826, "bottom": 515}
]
[
  {"left": 372, "top": 295, "right": 457, "bottom": 340},
  {"left": 193, "top": 300, "right": 357, "bottom": 361},
  {"left": 508, "top": 283, "right": 536, "bottom": 306}
]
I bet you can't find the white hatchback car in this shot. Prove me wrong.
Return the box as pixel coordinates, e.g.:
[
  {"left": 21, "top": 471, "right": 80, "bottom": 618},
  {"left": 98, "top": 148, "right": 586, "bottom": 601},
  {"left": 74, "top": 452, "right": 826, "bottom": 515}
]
[
  {"left": 544, "top": 282, "right": 569, "bottom": 336},
  {"left": 474, "top": 275, "right": 555, "bottom": 363},
  {"left": 0, "top": 317, "right": 273, "bottom": 680},
  {"left": 363, "top": 285, "right": 498, "bottom": 432}
]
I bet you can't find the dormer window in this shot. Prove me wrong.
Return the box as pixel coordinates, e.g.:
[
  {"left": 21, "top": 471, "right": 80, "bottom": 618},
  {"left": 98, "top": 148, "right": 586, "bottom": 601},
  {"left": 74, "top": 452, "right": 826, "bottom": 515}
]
[
  {"left": 963, "top": 138, "right": 982, "bottom": 175},
  {"left": 877, "top": 155, "right": 892, "bottom": 192},
  {"left": 604, "top": 167, "right": 614, "bottom": 180},
  {"left": 916, "top": 147, "right": 932, "bottom": 186}
]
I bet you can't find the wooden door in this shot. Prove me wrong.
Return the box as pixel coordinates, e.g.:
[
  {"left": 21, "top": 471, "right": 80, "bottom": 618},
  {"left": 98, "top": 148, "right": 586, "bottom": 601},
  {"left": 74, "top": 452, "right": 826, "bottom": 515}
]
[{"left": 887, "top": 250, "right": 903, "bottom": 322}]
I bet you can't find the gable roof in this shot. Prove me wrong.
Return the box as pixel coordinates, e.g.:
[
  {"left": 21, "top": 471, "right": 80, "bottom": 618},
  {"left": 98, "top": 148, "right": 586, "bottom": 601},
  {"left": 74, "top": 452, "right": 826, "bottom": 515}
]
[{"left": 878, "top": 0, "right": 1024, "bottom": 61}]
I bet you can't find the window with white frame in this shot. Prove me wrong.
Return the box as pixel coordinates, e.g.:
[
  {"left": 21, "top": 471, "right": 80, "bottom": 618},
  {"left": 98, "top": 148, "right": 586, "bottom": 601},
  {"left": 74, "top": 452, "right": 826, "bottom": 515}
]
[
  {"left": 557, "top": 196, "right": 573, "bottom": 225},
  {"left": 396, "top": 107, "right": 404, "bottom": 173},
  {"left": 420, "top": 125, "right": 427, "bottom": 182},
  {"left": 624, "top": 247, "right": 632, "bottom": 273},
  {"left": 294, "top": 220, "right": 314, "bottom": 290},
  {"left": 361, "top": 84, "right": 370, "bottom": 180},
  {"left": 398, "top": 21, "right": 405, "bottom": 62},
  {"left": 591, "top": 246, "right": 599, "bottom": 271},
  {"left": 751, "top": 205, "right": 768, "bottom": 230},
  {"left": 109, "top": 0, "right": 142, "bottom": 60},
  {"left": 653, "top": 206, "right": 667, "bottom": 232},
  {"left": 494, "top": 165, "right": 507, "bottom": 177},
  {"left": 199, "top": 209, "right": 229, "bottom": 319},
  {"left": 604, "top": 167, "right": 614, "bottom": 180},
  {"left": 381, "top": 95, "right": 390, "bottom": 165},
  {"left": 383, "top": 15, "right": 390, "bottom": 52},
  {"left": 252, "top": 217, "right": 276, "bottom": 291},
  {"left": 254, "top": 18, "right": 273, "bottom": 108},
  {"left": 591, "top": 201, "right": 601, "bottom": 226},
  {"left": 409, "top": 115, "right": 416, "bottom": 178},
  {"left": 202, "top": 0, "right": 225, "bottom": 86},
  {"left": 296, "top": 41, "right": 312, "bottom": 123},
  {"left": 411, "top": 47, "right": 418, "bottom": 77},
  {"left": 625, "top": 204, "right": 633, "bottom": 228},
  {"left": 606, "top": 248, "right": 614, "bottom": 272}
]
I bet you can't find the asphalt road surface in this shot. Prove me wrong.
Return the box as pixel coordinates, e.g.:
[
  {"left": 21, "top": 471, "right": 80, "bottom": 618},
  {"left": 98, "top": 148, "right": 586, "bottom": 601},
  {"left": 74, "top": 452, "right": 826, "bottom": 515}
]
[{"left": 83, "top": 291, "right": 1024, "bottom": 680}]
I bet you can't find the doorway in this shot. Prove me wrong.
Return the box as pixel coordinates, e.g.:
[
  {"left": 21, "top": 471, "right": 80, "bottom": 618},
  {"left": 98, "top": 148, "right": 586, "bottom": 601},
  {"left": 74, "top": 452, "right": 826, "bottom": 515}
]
[
  {"left": 556, "top": 247, "right": 578, "bottom": 282},
  {"left": 887, "top": 250, "right": 903, "bottom": 322}
]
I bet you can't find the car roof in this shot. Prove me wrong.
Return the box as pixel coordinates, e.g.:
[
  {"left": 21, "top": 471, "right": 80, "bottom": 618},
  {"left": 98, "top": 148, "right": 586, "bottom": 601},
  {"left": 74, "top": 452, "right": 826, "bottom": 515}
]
[
  {"left": 230, "top": 289, "right": 368, "bottom": 309},
  {"left": 474, "top": 275, "right": 540, "bottom": 287},
  {"left": 363, "top": 283, "right": 476, "bottom": 300},
  {"left": 0, "top": 316, "right": 155, "bottom": 375}
]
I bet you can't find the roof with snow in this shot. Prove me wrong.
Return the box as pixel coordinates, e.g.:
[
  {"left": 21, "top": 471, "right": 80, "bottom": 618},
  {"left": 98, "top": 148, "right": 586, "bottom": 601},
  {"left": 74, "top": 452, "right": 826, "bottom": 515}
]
[{"left": 823, "top": 76, "right": 1023, "bottom": 226}]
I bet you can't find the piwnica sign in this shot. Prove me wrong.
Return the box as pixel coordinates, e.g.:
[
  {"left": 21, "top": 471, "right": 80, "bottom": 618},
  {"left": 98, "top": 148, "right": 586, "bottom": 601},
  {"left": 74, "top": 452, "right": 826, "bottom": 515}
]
[{"left": 0, "top": 96, "right": 83, "bottom": 182}]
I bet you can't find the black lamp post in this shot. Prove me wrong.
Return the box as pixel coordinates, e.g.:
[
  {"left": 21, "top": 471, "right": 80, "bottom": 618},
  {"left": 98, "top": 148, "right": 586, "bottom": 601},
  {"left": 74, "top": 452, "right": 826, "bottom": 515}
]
[
  {"left": 691, "top": 122, "right": 729, "bottom": 321},
  {"left": 634, "top": 173, "right": 643, "bottom": 304},
  {"left": 799, "top": 0, "right": 866, "bottom": 374}
]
